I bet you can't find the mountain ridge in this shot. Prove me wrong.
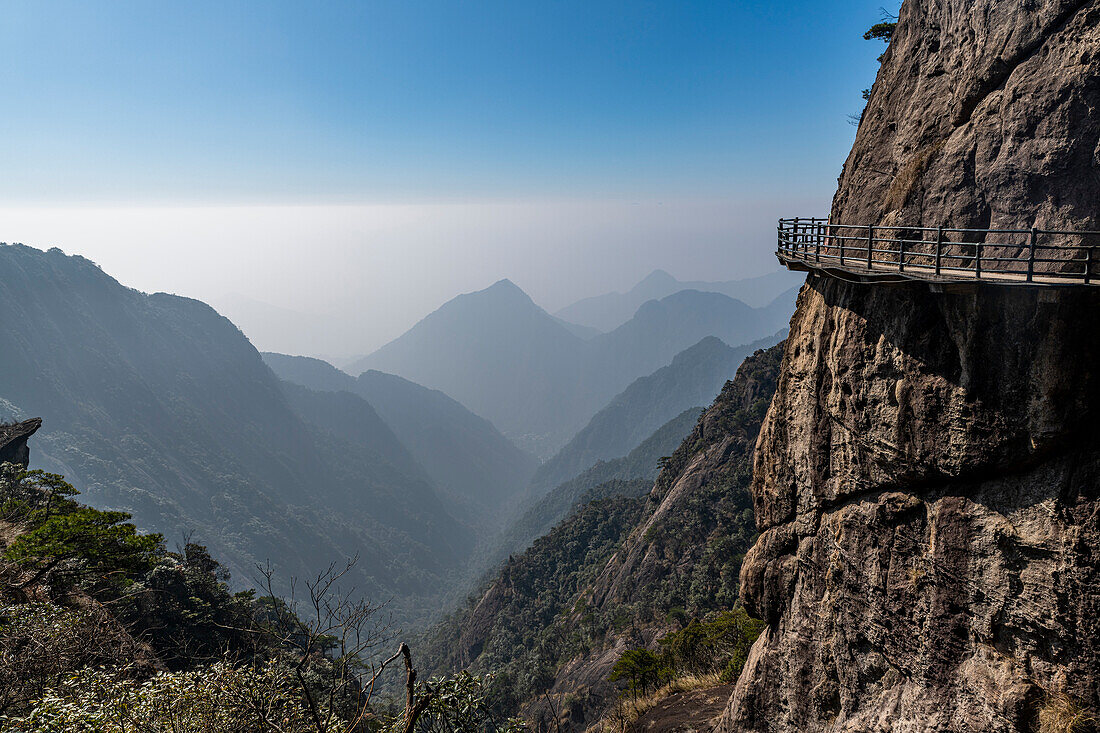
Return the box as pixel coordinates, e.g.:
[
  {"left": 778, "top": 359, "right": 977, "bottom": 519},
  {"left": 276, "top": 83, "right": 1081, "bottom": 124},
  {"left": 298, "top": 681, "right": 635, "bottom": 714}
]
[
  {"left": 347, "top": 279, "right": 796, "bottom": 457},
  {"left": 0, "top": 243, "right": 473, "bottom": 621},
  {"left": 555, "top": 269, "right": 802, "bottom": 332},
  {"left": 526, "top": 331, "right": 785, "bottom": 499},
  {"left": 262, "top": 352, "right": 537, "bottom": 521}
]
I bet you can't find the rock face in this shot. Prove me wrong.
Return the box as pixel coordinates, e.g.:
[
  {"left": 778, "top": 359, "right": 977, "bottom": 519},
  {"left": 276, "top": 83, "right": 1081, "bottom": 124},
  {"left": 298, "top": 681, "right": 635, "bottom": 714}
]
[
  {"left": 836, "top": 0, "right": 1100, "bottom": 236},
  {"left": 720, "top": 1, "right": 1100, "bottom": 730},
  {"left": 0, "top": 419, "right": 41, "bottom": 467}
]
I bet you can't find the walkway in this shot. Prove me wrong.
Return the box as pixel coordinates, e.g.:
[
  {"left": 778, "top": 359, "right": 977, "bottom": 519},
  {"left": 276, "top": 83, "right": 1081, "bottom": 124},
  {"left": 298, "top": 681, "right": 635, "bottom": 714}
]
[{"left": 777, "top": 218, "right": 1099, "bottom": 286}]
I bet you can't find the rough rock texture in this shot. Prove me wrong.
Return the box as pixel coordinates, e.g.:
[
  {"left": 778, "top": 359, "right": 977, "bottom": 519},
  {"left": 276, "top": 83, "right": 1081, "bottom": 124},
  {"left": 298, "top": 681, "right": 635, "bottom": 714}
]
[
  {"left": 837, "top": 0, "right": 1100, "bottom": 237},
  {"left": 0, "top": 419, "right": 41, "bottom": 467},
  {"left": 720, "top": 1, "right": 1100, "bottom": 730},
  {"left": 722, "top": 279, "right": 1100, "bottom": 732}
]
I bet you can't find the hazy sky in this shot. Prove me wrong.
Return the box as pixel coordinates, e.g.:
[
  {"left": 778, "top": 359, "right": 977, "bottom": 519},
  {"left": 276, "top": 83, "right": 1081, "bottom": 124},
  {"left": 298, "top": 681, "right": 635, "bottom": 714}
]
[{"left": 1, "top": 0, "right": 893, "bottom": 358}]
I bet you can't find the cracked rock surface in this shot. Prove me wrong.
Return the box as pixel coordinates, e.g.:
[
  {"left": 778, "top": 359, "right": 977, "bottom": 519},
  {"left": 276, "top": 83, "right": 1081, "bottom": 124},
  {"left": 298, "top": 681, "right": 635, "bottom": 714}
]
[
  {"left": 719, "top": 1, "right": 1100, "bottom": 730},
  {"left": 0, "top": 418, "right": 41, "bottom": 468}
]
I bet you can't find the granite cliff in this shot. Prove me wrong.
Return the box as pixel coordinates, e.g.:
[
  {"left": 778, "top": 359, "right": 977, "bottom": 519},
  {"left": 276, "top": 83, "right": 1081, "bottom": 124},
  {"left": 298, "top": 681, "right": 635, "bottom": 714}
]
[
  {"left": 720, "top": 1, "right": 1100, "bottom": 730},
  {"left": 0, "top": 419, "right": 40, "bottom": 467}
]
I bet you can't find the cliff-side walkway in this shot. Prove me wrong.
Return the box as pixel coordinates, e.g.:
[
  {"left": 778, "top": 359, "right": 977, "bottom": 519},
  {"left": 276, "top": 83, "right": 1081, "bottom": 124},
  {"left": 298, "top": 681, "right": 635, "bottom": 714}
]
[{"left": 777, "top": 218, "right": 1099, "bottom": 286}]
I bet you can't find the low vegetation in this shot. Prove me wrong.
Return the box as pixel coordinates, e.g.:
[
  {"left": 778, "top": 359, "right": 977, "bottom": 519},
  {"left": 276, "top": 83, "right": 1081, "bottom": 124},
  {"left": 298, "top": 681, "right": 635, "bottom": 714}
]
[
  {"left": 1038, "top": 692, "right": 1097, "bottom": 733},
  {"left": 0, "top": 463, "right": 522, "bottom": 732},
  {"left": 601, "top": 673, "right": 722, "bottom": 732},
  {"left": 598, "top": 609, "right": 764, "bottom": 731},
  {"left": 657, "top": 608, "right": 764, "bottom": 683},
  {"left": 422, "top": 488, "right": 650, "bottom": 716}
]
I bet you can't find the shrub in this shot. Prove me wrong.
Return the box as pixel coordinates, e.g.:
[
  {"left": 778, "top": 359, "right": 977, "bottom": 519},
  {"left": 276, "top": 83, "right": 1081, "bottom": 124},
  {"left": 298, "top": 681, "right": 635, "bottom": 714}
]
[
  {"left": 4, "top": 507, "right": 162, "bottom": 589},
  {"left": 609, "top": 649, "right": 672, "bottom": 700},
  {"left": 0, "top": 467, "right": 163, "bottom": 593},
  {"left": 0, "top": 602, "right": 140, "bottom": 717},
  {"left": 402, "top": 671, "right": 526, "bottom": 733},
  {"left": 5, "top": 662, "right": 327, "bottom": 733},
  {"left": 658, "top": 608, "right": 764, "bottom": 682}
]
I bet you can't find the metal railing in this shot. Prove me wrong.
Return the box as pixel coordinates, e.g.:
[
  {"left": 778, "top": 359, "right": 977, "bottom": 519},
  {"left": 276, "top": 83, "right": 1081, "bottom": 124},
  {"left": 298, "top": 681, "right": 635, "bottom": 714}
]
[{"left": 777, "top": 218, "right": 1100, "bottom": 285}]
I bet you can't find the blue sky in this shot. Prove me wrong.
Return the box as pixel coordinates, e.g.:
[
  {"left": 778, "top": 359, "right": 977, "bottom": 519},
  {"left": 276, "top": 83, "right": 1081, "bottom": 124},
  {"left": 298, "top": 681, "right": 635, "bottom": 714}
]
[
  {"left": 2, "top": 0, "right": 891, "bottom": 203},
  {"left": 0, "top": 1, "right": 894, "bottom": 357}
]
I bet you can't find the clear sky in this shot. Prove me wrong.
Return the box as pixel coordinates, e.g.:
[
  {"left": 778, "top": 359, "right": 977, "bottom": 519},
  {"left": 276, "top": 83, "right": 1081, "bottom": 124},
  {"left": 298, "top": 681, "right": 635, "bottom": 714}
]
[{"left": 1, "top": 0, "right": 894, "bottom": 358}]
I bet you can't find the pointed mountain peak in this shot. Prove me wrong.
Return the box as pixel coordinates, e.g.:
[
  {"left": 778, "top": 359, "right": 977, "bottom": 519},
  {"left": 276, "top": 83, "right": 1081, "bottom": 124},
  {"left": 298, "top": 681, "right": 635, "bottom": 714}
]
[
  {"left": 486, "top": 277, "right": 524, "bottom": 293},
  {"left": 670, "top": 336, "right": 730, "bottom": 366},
  {"left": 466, "top": 278, "right": 537, "bottom": 307},
  {"left": 634, "top": 269, "right": 678, "bottom": 291}
]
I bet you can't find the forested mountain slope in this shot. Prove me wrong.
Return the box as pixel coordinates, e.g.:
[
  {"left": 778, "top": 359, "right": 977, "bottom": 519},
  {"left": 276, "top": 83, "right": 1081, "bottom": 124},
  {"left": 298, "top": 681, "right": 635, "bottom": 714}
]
[
  {"left": 426, "top": 342, "right": 786, "bottom": 730},
  {"left": 0, "top": 243, "right": 471, "bottom": 619},
  {"left": 527, "top": 333, "right": 784, "bottom": 498},
  {"left": 488, "top": 406, "right": 702, "bottom": 567},
  {"left": 263, "top": 352, "right": 537, "bottom": 519},
  {"left": 422, "top": 481, "right": 652, "bottom": 715}
]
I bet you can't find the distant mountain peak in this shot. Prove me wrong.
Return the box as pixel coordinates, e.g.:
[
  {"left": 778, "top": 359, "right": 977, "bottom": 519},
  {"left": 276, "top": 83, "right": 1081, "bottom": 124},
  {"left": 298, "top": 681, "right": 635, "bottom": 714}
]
[
  {"left": 486, "top": 278, "right": 525, "bottom": 295},
  {"left": 634, "top": 269, "right": 678, "bottom": 291},
  {"left": 672, "top": 335, "right": 728, "bottom": 361},
  {"left": 462, "top": 278, "right": 537, "bottom": 307},
  {"left": 554, "top": 269, "right": 802, "bottom": 333}
]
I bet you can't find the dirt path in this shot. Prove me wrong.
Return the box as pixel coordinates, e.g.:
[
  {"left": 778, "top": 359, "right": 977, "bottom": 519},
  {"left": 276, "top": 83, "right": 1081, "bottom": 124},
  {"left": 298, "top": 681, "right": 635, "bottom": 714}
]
[{"left": 629, "top": 683, "right": 733, "bottom": 732}]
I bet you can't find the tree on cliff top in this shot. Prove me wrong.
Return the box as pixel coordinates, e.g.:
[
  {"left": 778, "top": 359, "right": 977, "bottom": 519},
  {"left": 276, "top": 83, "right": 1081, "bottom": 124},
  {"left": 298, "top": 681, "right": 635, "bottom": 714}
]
[{"left": 864, "top": 21, "right": 896, "bottom": 42}]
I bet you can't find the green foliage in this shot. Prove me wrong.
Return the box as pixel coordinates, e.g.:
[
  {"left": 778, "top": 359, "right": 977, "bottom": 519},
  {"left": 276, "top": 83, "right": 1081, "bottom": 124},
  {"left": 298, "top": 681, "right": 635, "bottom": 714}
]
[
  {"left": 658, "top": 608, "right": 764, "bottom": 682},
  {"left": 608, "top": 649, "right": 672, "bottom": 699},
  {"left": 1, "top": 468, "right": 162, "bottom": 592},
  {"left": 864, "top": 21, "right": 896, "bottom": 42},
  {"left": 606, "top": 608, "right": 763, "bottom": 704},
  {"left": 0, "top": 467, "right": 78, "bottom": 525},
  {"left": 5, "top": 662, "right": 332, "bottom": 733},
  {"left": 665, "top": 607, "right": 687, "bottom": 627},
  {"left": 5, "top": 507, "right": 162, "bottom": 582},
  {"left": 402, "top": 671, "right": 526, "bottom": 733},
  {"left": 421, "top": 493, "right": 647, "bottom": 714},
  {"left": 116, "top": 542, "right": 259, "bottom": 669},
  {"left": 0, "top": 466, "right": 397, "bottom": 728}
]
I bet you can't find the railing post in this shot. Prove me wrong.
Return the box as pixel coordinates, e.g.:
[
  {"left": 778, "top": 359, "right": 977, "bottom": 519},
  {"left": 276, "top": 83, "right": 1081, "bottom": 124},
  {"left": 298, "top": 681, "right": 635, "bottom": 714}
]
[
  {"left": 867, "top": 225, "right": 874, "bottom": 269},
  {"left": 792, "top": 217, "right": 800, "bottom": 257},
  {"left": 1027, "top": 227, "right": 1037, "bottom": 282},
  {"left": 898, "top": 230, "right": 906, "bottom": 273},
  {"left": 975, "top": 241, "right": 982, "bottom": 279},
  {"left": 1086, "top": 247, "right": 1093, "bottom": 285},
  {"left": 838, "top": 225, "right": 844, "bottom": 266},
  {"left": 816, "top": 221, "right": 822, "bottom": 263},
  {"left": 935, "top": 226, "right": 943, "bottom": 276}
]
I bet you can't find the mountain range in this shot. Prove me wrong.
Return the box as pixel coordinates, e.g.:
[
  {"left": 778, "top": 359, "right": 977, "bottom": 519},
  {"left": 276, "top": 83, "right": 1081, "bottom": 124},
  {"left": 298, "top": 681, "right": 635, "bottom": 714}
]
[
  {"left": 0, "top": 241, "right": 798, "bottom": 630},
  {"left": 423, "top": 342, "right": 787, "bottom": 728},
  {"left": 0, "top": 244, "right": 472, "bottom": 620},
  {"left": 554, "top": 268, "right": 801, "bottom": 332},
  {"left": 525, "top": 332, "right": 784, "bottom": 498},
  {"left": 261, "top": 352, "right": 537, "bottom": 520},
  {"left": 348, "top": 278, "right": 797, "bottom": 457}
]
